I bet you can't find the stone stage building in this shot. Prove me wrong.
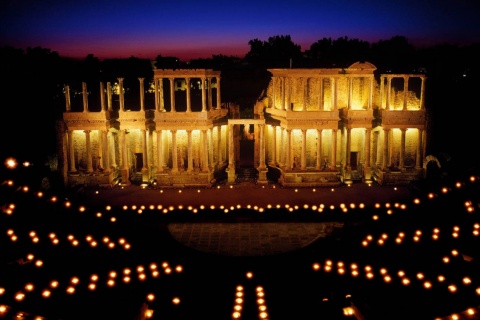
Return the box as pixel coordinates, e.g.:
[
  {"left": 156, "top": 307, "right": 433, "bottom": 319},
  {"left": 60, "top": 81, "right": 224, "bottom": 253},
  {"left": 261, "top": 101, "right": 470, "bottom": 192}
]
[{"left": 56, "top": 62, "right": 427, "bottom": 188}]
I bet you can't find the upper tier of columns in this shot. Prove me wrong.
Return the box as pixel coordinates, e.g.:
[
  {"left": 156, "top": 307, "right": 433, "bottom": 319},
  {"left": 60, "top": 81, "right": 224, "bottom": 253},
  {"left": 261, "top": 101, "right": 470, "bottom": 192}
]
[
  {"left": 63, "top": 76, "right": 222, "bottom": 113},
  {"left": 380, "top": 75, "right": 426, "bottom": 110}
]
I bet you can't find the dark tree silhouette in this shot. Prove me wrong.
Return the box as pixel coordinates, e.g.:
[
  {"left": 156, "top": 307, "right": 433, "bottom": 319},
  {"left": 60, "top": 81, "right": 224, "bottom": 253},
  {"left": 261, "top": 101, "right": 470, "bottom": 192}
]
[{"left": 245, "top": 35, "right": 302, "bottom": 68}]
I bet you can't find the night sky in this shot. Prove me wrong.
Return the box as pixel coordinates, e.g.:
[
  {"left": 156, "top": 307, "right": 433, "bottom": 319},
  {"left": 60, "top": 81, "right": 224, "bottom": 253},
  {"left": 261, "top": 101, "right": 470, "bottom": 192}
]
[{"left": 1, "top": 0, "right": 479, "bottom": 61}]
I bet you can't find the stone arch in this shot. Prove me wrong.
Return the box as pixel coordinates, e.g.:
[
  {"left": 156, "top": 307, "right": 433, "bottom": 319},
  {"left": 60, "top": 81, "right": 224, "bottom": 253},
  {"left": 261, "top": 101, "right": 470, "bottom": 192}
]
[{"left": 424, "top": 154, "right": 442, "bottom": 180}]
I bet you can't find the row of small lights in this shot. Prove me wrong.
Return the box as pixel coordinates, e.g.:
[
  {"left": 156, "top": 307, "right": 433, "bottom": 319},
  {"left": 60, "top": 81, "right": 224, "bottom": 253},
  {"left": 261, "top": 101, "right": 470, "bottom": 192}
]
[
  {"left": 2, "top": 183, "right": 415, "bottom": 219},
  {"left": 361, "top": 223, "right": 480, "bottom": 247},
  {"left": 231, "top": 272, "right": 269, "bottom": 320},
  {"left": 4, "top": 229, "right": 132, "bottom": 250},
  {"left": 312, "top": 259, "right": 479, "bottom": 296},
  {"left": 0, "top": 261, "right": 182, "bottom": 305}
]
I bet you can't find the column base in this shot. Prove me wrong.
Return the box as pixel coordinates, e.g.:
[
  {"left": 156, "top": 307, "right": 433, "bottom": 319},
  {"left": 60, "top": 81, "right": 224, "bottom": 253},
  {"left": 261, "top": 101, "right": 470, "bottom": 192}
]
[
  {"left": 257, "top": 167, "right": 268, "bottom": 185},
  {"left": 141, "top": 168, "right": 149, "bottom": 183},
  {"left": 120, "top": 168, "right": 131, "bottom": 186},
  {"left": 226, "top": 167, "right": 236, "bottom": 184}
]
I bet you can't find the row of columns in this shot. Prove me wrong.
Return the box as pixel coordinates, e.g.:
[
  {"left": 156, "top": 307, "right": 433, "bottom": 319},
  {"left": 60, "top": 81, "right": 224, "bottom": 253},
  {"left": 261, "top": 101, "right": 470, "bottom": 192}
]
[
  {"left": 67, "top": 127, "right": 227, "bottom": 175},
  {"left": 380, "top": 75, "right": 426, "bottom": 110},
  {"left": 271, "top": 75, "right": 375, "bottom": 111},
  {"left": 378, "top": 128, "right": 425, "bottom": 170},
  {"left": 64, "top": 76, "right": 222, "bottom": 113},
  {"left": 273, "top": 128, "right": 338, "bottom": 171},
  {"left": 66, "top": 125, "right": 425, "bottom": 180},
  {"left": 153, "top": 76, "right": 221, "bottom": 112}
]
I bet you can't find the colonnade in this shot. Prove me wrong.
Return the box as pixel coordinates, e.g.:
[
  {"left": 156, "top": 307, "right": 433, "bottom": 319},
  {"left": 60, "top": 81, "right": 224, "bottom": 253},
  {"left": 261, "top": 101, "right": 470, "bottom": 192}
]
[
  {"left": 63, "top": 76, "right": 222, "bottom": 113},
  {"left": 66, "top": 125, "right": 228, "bottom": 176},
  {"left": 376, "top": 128, "right": 425, "bottom": 170},
  {"left": 380, "top": 75, "right": 426, "bottom": 110},
  {"left": 153, "top": 76, "right": 221, "bottom": 112}
]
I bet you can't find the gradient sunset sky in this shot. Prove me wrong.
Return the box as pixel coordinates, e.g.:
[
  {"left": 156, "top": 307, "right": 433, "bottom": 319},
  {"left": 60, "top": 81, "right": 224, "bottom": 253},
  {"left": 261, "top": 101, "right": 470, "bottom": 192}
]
[{"left": 1, "top": 0, "right": 479, "bottom": 61}]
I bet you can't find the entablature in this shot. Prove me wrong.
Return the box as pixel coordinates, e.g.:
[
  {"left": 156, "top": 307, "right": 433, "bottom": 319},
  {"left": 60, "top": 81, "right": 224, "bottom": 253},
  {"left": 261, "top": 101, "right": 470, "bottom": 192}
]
[{"left": 379, "top": 109, "right": 426, "bottom": 126}]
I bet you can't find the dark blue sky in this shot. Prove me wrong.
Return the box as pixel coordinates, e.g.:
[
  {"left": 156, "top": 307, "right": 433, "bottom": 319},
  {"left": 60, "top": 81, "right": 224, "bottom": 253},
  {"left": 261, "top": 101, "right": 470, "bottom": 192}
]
[{"left": 1, "top": 0, "right": 479, "bottom": 61}]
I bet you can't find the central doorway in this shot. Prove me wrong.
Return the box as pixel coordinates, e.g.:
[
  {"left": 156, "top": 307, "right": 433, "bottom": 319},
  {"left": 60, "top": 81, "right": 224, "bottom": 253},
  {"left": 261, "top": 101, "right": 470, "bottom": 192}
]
[{"left": 239, "top": 140, "right": 254, "bottom": 167}]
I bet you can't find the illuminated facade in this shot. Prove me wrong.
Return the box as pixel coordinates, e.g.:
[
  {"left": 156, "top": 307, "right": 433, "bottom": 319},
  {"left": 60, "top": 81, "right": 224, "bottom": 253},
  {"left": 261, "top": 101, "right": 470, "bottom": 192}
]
[{"left": 57, "top": 62, "right": 427, "bottom": 188}]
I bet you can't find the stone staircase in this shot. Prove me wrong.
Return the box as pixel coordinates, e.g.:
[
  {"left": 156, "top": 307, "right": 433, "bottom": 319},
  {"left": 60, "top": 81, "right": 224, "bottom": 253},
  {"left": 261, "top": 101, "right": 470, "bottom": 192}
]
[{"left": 236, "top": 167, "right": 258, "bottom": 184}]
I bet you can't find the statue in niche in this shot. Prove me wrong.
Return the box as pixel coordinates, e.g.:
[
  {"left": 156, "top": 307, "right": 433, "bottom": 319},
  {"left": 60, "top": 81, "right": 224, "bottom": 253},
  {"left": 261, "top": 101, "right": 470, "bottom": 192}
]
[
  {"left": 243, "top": 124, "right": 254, "bottom": 140},
  {"left": 179, "top": 157, "right": 185, "bottom": 170}
]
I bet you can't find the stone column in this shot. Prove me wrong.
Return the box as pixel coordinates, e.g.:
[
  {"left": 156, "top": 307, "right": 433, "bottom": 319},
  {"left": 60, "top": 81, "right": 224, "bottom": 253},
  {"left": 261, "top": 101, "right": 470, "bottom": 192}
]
[
  {"left": 154, "top": 78, "right": 159, "bottom": 111},
  {"left": 316, "top": 129, "right": 323, "bottom": 170},
  {"left": 382, "top": 129, "right": 390, "bottom": 169},
  {"left": 375, "top": 131, "right": 382, "bottom": 167},
  {"left": 368, "top": 76, "right": 373, "bottom": 109},
  {"left": 139, "top": 78, "right": 145, "bottom": 111},
  {"left": 318, "top": 77, "right": 324, "bottom": 111},
  {"left": 331, "top": 129, "right": 337, "bottom": 170},
  {"left": 185, "top": 77, "right": 191, "bottom": 112},
  {"left": 344, "top": 127, "right": 352, "bottom": 184},
  {"left": 257, "top": 124, "right": 268, "bottom": 184},
  {"left": 285, "top": 129, "right": 291, "bottom": 169},
  {"left": 216, "top": 76, "right": 221, "bottom": 109},
  {"left": 64, "top": 85, "right": 71, "bottom": 111},
  {"left": 331, "top": 77, "right": 337, "bottom": 110},
  {"left": 102, "top": 130, "right": 110, "bottom": 172},
  {"left": 420, "top": 76, "right": 426, "bottom": 110},
  {"left": 216, "top": 126, "right": 222, "bottom": 165},
  {"left": 416, "top": 129, "right": 422, "bottom": 169},
  {"left": 400, "top": 128, "right": 406, "bottom": 169},
  {"left": 100, "top": 82, "right": 105, "bottom": 111},
  {"left": 364, "top": 128, "right": 372, "bottom": 183},
  {"left": 85, "top": 130, "right": 93, "bottom": 173},
  {"left": 346, "top": 128, "right": 351, "bottom": 169},
  {"left": 201, "top": 77, "right": 207, "bottom": 112},
  {"left": 82, "top": 82, "right": 88, "bottom": 112},
  {"left": 141, "top": 129, "right": 149, "bottom": 182},
  {"left": 98, "top": 130, "right": 103, "bottom": 170},
  {"left": 348, "top": 77, "right": 353, "bottom": 110},
  {"left": 281, "top": 77, "right": 286, "bottom": 110},
  {"left": 227, "top": 124, "right": 235, "bottom": 183},
  {"left": 109, "top": 131, "right": 117, "bottom": 168},
  {"left": 302, "top": 77, "right": 307, "bottom": 111},
  {"left": 272, "top": 77, "right": 276, "bottom": 109},
  {"left": 107, "top": 82, "right": 112, "bottom": 111},
  {"left": 365, "top": 128, "right": 371, "bottom": 167},
  {"left": 169, "top": 78, "right": 175, "bottom": 112},
  {"left": 386, "top": 76, "right": 392, "bottom": 110},
  {"left": 171, "top": 130, "right": 178, "bottom": 173},
  {"left": 202, "top": 129, "right": 209, "bottom": 171},
  {"left": 159, "top": 78, "right": 165, "bottom": 112},
  {"left": 68, "top": 130, "right": 76, "bottom": 172},
  {"left": 258, "top": 124, "right": 266, "bottom": 169},
  {"left": 271, "top": 126, "right": 276, "bottom": 165},
  {"left": 118, "top": 78, "right": 125, "bottom": 111},
  {"left": 379, "top": 76, "right": 384, "bottom": 109},
  {"left": 156, "top": 130, "right": 164, "bottom": 172},
  {"left": 187, "top": 130, "right": 193, "bottom": 172},
  {"left": 403, "top": 76, "right": 408, "bottom": 110},
  {"left": 285, "top": 77, "right": 291, "bottom": 111},
  {"left": 208, "top": 128, "right": 214, "bottom": 170},
  {"left": 228, "top": 124, "right": 234, "bottom": 169},
  {"left": 301, "top": 129, "right": 306, "bottom": 170},
  {"left": 119, "top": 130, "right": 129, "bottom": 185},
  {"left": 207, "top": 78, "right": 213, "bottom": 110}
]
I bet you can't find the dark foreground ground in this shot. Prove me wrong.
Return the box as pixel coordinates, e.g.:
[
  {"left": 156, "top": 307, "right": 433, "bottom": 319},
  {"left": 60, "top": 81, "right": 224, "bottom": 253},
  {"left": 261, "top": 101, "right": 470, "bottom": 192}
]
[{"left": 1, "top": 169, "right": 480, "bottom": 320}]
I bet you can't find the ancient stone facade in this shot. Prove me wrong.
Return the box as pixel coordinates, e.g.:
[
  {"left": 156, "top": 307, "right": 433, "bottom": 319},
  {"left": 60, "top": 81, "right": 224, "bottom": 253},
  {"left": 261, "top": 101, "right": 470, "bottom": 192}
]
[{"left": 57, "top": 62, "right": 427, "bottom": 188}]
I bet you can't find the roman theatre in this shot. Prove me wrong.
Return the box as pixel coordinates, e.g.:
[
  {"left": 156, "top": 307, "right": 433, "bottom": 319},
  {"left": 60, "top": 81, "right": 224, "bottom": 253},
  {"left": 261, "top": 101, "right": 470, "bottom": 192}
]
[{"left": 56, "top": 61, "right": 427, "bottom": 188}]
